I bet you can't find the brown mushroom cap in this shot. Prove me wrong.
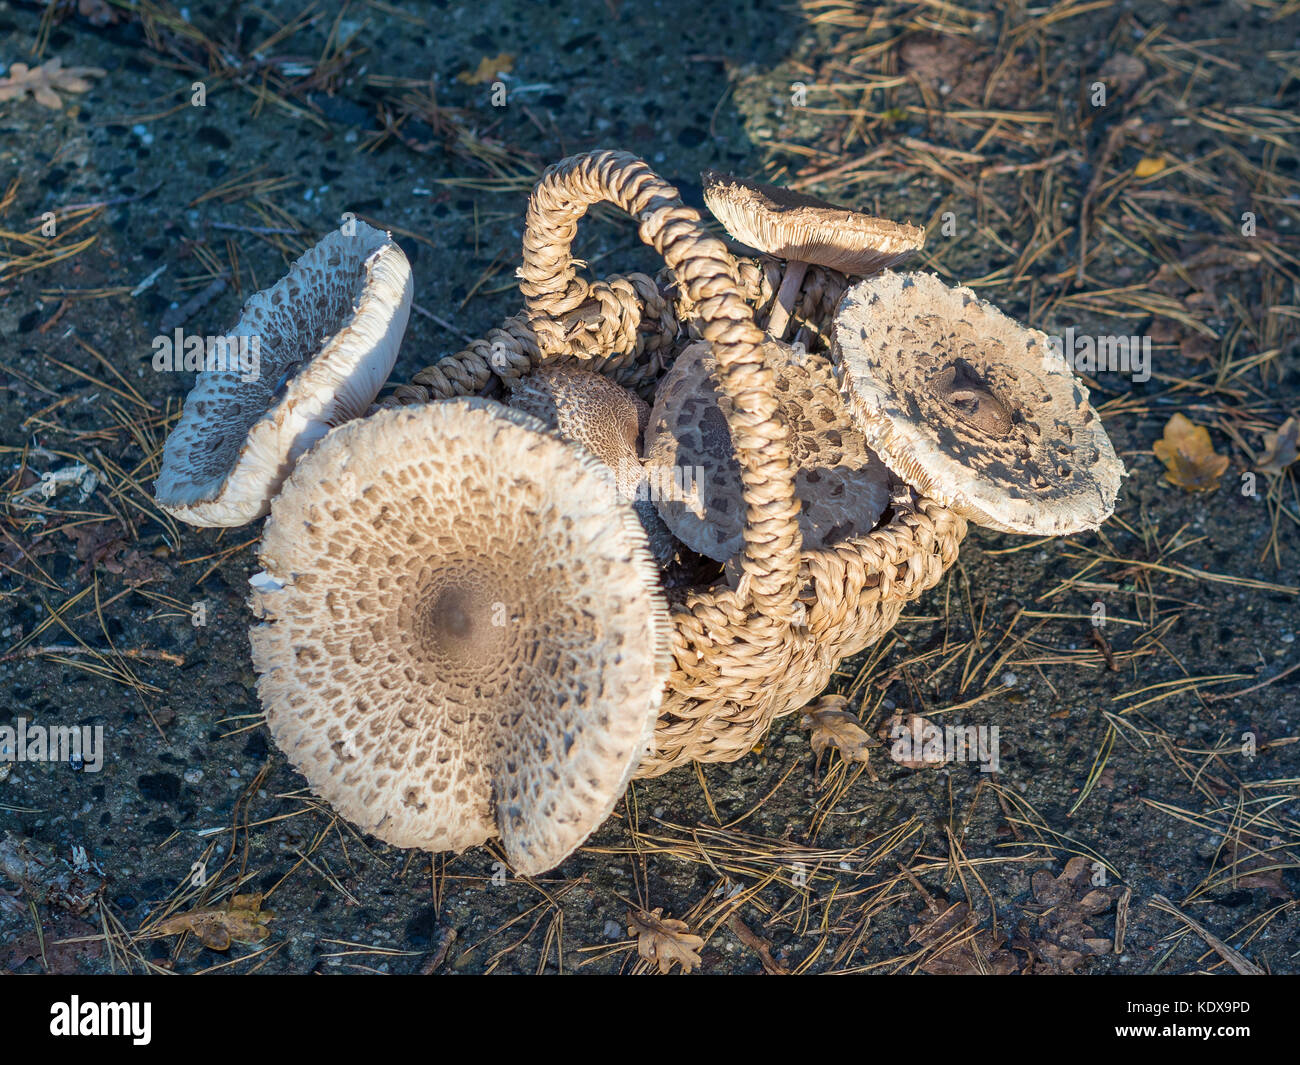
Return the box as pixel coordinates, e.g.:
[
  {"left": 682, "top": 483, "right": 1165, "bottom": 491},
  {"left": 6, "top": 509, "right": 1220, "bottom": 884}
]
[
  {"left": 508, "top": 365, "right": 647, "bottom": 494},
  {"left": 832, "top": 271, "right": 1125, "bottom": 535},
  {"left": 154, "top": 221, "right": 411, "bottom": 527},
  {"left": 644, "top": 340, "right": 891, "bottom": 561},
  {"left": 248, "top": 400, "right": 673, "bottom": 876},
  {"left": 701, "top": 171, "right": 925, "bottom": 274},
  {"left": 508, "top": 365, "right": 679, "bottom": 564}
]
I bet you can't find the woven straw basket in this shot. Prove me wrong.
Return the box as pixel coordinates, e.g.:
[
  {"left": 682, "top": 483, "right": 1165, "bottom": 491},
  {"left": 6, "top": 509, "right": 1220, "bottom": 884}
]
[{"left": 390, "top": 150, "right": 967, "bottom": 777}]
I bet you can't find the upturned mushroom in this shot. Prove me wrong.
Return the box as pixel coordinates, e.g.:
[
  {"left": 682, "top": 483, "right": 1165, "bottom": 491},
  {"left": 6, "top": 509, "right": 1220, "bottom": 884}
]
[
  {"left": 643, "top": 340, "right": 891, "bottom": 562},
  {"left": 507, "top": 365, "right": 678, "bottom": 564},
  {"left": 154, "top": 220, "right": 412, "bottom": 527},
  {"left": 832, "top": 271, "right": 1124, "bottom": 535},
  {"left": 248, "top": 400, "right": 673, "bottom": 876},
  {"left": 701, "top": 171, "right": 924, "bottom": 340}
]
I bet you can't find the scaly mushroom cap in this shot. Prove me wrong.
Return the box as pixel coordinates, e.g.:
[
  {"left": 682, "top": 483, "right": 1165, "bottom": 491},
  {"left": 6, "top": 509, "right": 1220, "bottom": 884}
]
[
  {"left": 248, "top": 400, "right": 672, "bottom": 876},
  {"left": 832, "top": 271, "right": 1125, "bottom": 535},
  {"left": 508, "top": 365, "right": 647, "bottom": 494},
  {"left": 154, "top": 221, "right": 412, "bottom": 527},
  {"left": 701, "top": 171, "right": 925, "bottom": 274},
  {"left": 508, "top": 365, "right": 679, "bottom": 565},
  {"left": 644, "top": 340, "right": 891, "bottom": 561}
]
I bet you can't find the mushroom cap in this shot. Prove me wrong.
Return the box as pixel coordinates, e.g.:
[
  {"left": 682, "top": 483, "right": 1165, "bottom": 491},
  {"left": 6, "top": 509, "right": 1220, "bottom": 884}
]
[
  {"left": 831, "top": 271, "right": 1125, "bottom": 535},
  {"left": 701, "top": 170, "right": 925, "bottom": 274},
  {"left": 154, "top": 221, "right": 412, "bottom": 527},
  {"left": 248, "top": 400, "right": 673, "bottom": 876},
  {"left": 508, "top": 365, "right": 678, "bottom": 564},
  {"left": 508, "top": 365, "right": 648, "bottom": 491},
  {"left": 644, "top": 340, "right": 891, "bottom": 562}
]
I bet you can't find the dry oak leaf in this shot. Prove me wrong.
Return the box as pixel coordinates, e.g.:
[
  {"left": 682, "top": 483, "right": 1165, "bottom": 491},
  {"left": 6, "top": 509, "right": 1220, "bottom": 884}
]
[
  {"left": 628, "top": 908, "right": 704, "bottom": 974},
  {"left": 0, "top": 58, "right": 106, "bottom": 109},
  {"left": 457, "top": 52, "right": 514, "bottom": 85},
  {"left": 801, "top": 694, "right": 877, "bottom": 766},
  {"left": 1257, "top": 416, "right": 1299, "bottom": 477},
  {"left": 1153, "top": 413, "right": 1229, "bottom": 492},
  {"left": 152, "top": 893, "right": 273, "bottom": 951}
]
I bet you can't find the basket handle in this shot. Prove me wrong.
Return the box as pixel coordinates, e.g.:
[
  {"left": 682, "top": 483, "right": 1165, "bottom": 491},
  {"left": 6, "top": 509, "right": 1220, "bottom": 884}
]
[{"left": 519, "top": 150, "right": 803, "bottom": 624}]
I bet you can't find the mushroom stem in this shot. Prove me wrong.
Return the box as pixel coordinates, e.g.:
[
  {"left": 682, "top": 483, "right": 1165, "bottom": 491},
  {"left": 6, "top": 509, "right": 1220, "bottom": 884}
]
[{"left": 767, "top": 260, "right": 808, "bottom": 340}]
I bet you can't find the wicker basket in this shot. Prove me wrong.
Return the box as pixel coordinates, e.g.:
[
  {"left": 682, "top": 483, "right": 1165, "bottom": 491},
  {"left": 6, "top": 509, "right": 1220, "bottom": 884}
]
[{"left": 390, "top": 151, "right": 966, "bottom": 777}]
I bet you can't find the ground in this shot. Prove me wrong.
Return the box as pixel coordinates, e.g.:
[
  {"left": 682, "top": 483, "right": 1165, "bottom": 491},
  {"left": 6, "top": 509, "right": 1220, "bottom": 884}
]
[{"left": 0, "top": 0, "right": 1297, "bottom": 974}]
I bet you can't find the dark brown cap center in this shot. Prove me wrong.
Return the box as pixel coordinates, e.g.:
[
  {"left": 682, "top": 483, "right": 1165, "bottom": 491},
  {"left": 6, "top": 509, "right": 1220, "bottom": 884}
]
[{"left": 932, "top": 360, "right": 1012, "bottom": 436}]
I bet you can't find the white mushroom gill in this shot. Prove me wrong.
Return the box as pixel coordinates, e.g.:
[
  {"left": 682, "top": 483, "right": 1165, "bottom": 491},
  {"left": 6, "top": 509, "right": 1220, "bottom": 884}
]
[{"left": 154, "top": 221, "right": 412, "bottom": 527}]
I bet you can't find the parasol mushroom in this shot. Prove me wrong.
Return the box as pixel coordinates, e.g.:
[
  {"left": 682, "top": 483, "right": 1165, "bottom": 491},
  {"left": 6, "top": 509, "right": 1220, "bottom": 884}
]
[
  {"left": 248, "top": 400, "right": 673, "bottom": 876},
  {"left": 701, "top": 170, "right": 924, "bottom": 340},
  {"left": 508, "top": 365, "right": 678, "bottom": 564},
  {"left": 643, "top": 340, "right": 891, "bottom": 563},
  {"left": 832, "top": 271, "right": 1125, "bottom": 535},
  {"left": 154, "top": 221, "right": 412, "bottom": 527}
]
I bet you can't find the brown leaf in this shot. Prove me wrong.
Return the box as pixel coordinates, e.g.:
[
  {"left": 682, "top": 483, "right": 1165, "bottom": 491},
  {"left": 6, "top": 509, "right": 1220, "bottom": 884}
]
[
  {"left": 908, "top": 902, "right": 1022, "bottom": 975},
  {"left": 1153, "top": 413, "right": 1229, "bottom": 492},
  {"left": 1021, "top": 857, "right": 1122, "bottom": 973},
  {"left": 5, "top": 916, "right": 103, "bottom": 973},
  {"left": 881, "top": 713, "right": 947, "bottom": 769},
  {"left": 627, "top": 908, "right": 704, "bottom": 974},
  {"left": 457, "top": 52, "right": 514, "bottom": 85},
  {"left": 1257, "top": 417, "right": 1299, "bottom": 477},
  {"left": 1098, "top": 53, "right": 1147, "bottom": 97},
  {"left": 152, "top": 893, "right": 273, "bottom": 952},
  {"left": 802, "top": 695, "right": 877, "bottom": 766},
  {"left": 0, "top": 58, "right": 106, "bottom": 109},
  {"left": 77, "top": 0, "right": 118, "bottom": 26}
]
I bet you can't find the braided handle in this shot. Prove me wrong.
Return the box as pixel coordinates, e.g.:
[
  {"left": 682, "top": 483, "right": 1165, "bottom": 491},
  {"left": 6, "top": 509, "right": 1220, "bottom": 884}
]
[{"left": 520, "top": 150, "right": 803, "bottom": 623}]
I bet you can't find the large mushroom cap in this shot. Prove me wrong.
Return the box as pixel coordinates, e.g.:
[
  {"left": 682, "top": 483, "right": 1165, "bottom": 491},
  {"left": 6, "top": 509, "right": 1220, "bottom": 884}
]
[
  {"left": 644, "top": 340, "right": 891, "bottom": 562},
  {"left": 508, "top": 365, "right": 678, "bottom": 564},
  {"left": 248, "top": 400, "right": 672, "bottom": 876},
  {"left": 154, "top": 221, "right": 412, "bottom": 527},
  {"left": 832, "top": 271, "right": 1125, "bottom": 535},
  {"left": 701, "top": 171, "right": 925, "bottom": 274}
]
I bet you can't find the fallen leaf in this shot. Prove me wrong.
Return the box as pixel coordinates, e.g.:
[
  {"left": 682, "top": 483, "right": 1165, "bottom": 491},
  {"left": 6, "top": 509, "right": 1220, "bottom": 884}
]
[
  {"left": 457, "top": 52, "right": 514, "bottom": 85},
  {"left": 881, "top": 713, "right": 947, "bottom": 769},
  {"left": 1019, "top": 856, "right": 1122, "bottom": 973},
  {"left": 5, "top": 916, "right": 103, "bottom": 974},
  {"left": 1153, "top": 413, "right": 1229, "bottom": 492},
  {"left": 1134, "top": 156, "right": 1166, "bottom": 178},
  {"left": 1098, "top": 52, "right": 1147, "bottom": 96},
  {"left": 1257, "top": 417, "right": 1299, "bottom": 477},
  {"left": 801, "top": 694, "right": 877, "bottom": 766},
  {"left": 151, "top": 893, "right": 273, "bottom": 951},
  {"left": 908, "top": 901, "right": 1022, "bottom": 975},
  {"left": 628, "top": 908, "right": 704, "bottom": 974},
  {"left": 0, "top": 58, "right": 106, "bottom": 109},
  {"left": 77, "top": 0, "right": 118, "bottom": 26}
]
